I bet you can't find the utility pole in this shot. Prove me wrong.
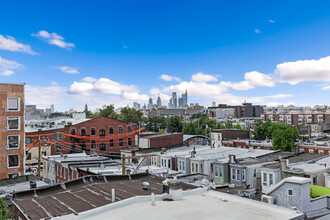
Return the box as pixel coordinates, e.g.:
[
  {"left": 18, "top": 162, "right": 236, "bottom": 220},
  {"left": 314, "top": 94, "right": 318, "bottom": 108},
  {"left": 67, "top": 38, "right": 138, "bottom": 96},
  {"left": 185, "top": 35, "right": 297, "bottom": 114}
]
[{"left": 38, "top": 136, "right": 41, "bottom": 177}]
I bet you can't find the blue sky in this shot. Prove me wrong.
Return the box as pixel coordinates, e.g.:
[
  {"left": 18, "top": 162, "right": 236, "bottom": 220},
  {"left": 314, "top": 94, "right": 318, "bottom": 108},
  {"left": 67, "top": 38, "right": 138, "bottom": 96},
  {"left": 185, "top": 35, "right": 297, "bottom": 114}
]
[{"left": 1, "top": 0, "right": 330, "bottom": 111}]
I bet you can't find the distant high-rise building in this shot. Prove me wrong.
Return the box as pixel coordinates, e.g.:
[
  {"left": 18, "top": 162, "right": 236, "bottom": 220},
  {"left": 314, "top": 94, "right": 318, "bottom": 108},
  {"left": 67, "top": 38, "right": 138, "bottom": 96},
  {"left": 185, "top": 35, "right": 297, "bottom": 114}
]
[
  {"left": 149, "top": 97, "right": 153, "bottom": 105},
  {"left": 168, "top": 97, "right": 173, "bottom": 109},
  {"left": 178, "top": 98, "right": 183, "bottom": 108},
  {"left": 172, "top": 92, "right": 177, "bottom": 109},
  {"left": 51, "top": 104, "right": 55, "bottom": 113},
  {"left": 133, "top": 102, "right": 141, "bottom": 110},
  {"left": 156, "top": 96, "right": 161, "bottom": 107},
  {"left": 212, "top": 102, "right": 216, "bottom": 107},
  {"left": 182, "top": 90, "right": 188, "bottom": 108}
]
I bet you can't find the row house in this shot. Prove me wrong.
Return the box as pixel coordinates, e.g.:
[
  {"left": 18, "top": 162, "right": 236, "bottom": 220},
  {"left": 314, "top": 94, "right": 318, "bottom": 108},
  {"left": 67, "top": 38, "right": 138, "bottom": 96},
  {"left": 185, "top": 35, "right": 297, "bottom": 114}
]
[
  {"left": 261, "top": 113, "right": 330, "bottom": 126},
  {"left": 222, "top": 139, "right": 273, "bottom": 150},
  {"left": 0, "top": 83, "right": 25, "bottom": 180},
  {"left": 26, "top": 116, "right": 136, "bottom": 155},
  {"left": 42, "top": 152, "right": 111, "bottom": 184}
]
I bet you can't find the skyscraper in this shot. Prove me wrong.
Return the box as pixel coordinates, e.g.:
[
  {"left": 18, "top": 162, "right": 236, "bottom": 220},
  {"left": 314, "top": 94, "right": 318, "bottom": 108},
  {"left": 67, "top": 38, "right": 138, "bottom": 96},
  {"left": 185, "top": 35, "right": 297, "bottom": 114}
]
[
  {"left": 51, "top": 104, "right": 55, "bottom": 113},
  {"left": 156, "top": 96, "right": 161, "bottom": 107},
  {"left": 178, "top": 98, "right": 183, "bottom": 108},
  {"left": 149, "top": 97, "right": 153, "bottom": 105},
  {"left": 182, "top": 90, "right": 188, "bottom": 108},
  {"left": 172, "top": 92, "right": 177, "bottom": 109}
]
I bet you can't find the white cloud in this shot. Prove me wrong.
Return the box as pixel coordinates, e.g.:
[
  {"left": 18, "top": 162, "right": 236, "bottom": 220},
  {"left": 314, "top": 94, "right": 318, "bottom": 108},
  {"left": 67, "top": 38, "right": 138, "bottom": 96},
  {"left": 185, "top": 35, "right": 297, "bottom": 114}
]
[
  {"left": 275, "top": 56, "right": 330, "bottom": 85},
  {"left": 322, "top": 85, "right": 330, "bottom": 90},
  {"left": 51, "top": 82, "right": 58, "bottom": 85},
  {"left": 220, "top": 71, "right": 275, "bottom": 90},
  {"left": 33, "top": 30, "right": 75, "bottom": 49},
  {"left": 122, "top": 92, "right": 149, "bottom": 102},
  {"left": 191, "top": 72, "right": 218, "bottom": 82},
  {"left": 0, "top": 35, "right": 36, "bottom": 55},
  {"left": 25, "top": 85, "right": 68, "bottom": 105},
  {"left": 81, "top": 77, "right": 97, "bottom": 83},
  {"left": 69, "top": 82, "right": 94, "bottom": 96},
  {"left": 1, "top": 70, "right": 14, "bottom": 76},
  {"left": 69, "top": 77, "right": 139, "bottom": 97},
  {"left": 254, "top": 29, "right": 261, "bottom": 34},
  {"left": 57, "top": 66, "right": 79, "bottom": 74},
  {"left": 160, "top": 74, "right": 180, "bottom": 82},
  {"left": 268, "top": 19, "right": 275, "bottom": 23},
  {"left": 0, "top": 57, "right": 23, "bottom": 77}
]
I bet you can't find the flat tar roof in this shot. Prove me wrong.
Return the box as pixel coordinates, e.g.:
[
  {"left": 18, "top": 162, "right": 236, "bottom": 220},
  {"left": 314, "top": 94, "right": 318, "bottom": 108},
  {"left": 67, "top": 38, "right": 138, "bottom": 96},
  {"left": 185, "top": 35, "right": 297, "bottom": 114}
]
[{"left": 13, "top": 174, "right": 196, "bottom": 220}]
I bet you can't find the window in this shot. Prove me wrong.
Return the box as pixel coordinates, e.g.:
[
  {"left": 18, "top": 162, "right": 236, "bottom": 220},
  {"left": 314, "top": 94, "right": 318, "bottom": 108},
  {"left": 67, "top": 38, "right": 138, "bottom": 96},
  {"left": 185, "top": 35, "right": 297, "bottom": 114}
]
[
  {"left": 26, "top": 152, "right": 31, "bottom": 160},
  {"left": 127, "top": 126, "right": 132, "bottom": 132},
  {"left": 26, "top": 137, "right": 31, "bottom": 144},
  {"left": 55, "top": 133, "right": 61, "bottom": 140},
  {"left": 192, "top": 163, "right": 195, "bottom": 172},
  {"left": 55, "top": 144, "right": 61, "bottom": 152},
  {"left": 91, "top": 128, "right": 96, "bottom": 136},
  {"left": 269, "top": 173, "right": 273, "bottom": 185},
  {"left": 91, "top": 140, "right": 96, "bottom": 149},
  {"left": 242, "top": 169, "right": 246, "bottom": 181},
  {"left": 119, "top": 127, "right": 123, "bottom": 134},
  {"left": 182, "top": 161, "right": 185, "bottom": 170},
  {"left": 196, "top": 163, "right": 198, "bottom": 173},
  {"left": 179, "top": 161, "right": 182, "bottom": 170},
  {"left": 81, "top": 128, "right": 86, "bottom": 136},
  {"left": 200, "top": 164, "right": 203, "bottom": 173},
  {"left": 119, "top": 138, "right": 123, "bottom": 146},
  {"left": 215, "top": 167, "right": 218, "bottom": 177},
  {"left": 309, "top": 149, "right": 314, "bottom": 153},
  {"left": 100, "top": 129, "right": 105, "bottom": 136},
  {"left": 237, "top": 169, "right": 240, "bottom": 181},
  {"left": 288, "top": 189, "right": 293, "bottom": 196},
  {"left": 70, "top": 129, "right": 76, "bottom": 135},
  {"left": 168, "top": 159, "right": 171, "bottom": 168},
  {"left": 7, "top": 117, "right": 19, "bottom": 130},
  {"left": 263, "top": 173, "right": 267, "bottom": 185},
  {"left": 219, "top": 167, "right": 223, "bottom": 177},
  {"left": 7, "top": 135, "right": 19, "bottom": 149},
  {"left": 7, "top": 98, "right": 19, "bottom": 111},
  {"left": 100, "top": 144, "right": 106, "bottom": 151},
  {"left": 231, "top": 168, "right": 236, "bottom": 180},
  {"left": 128, "top": 137, "right": 132, "bottom": 146},
  {"left": 109, "top": 139, "right": 114, "bottom": 147},
  {"left": 8, "top": 155, "right": 19, "bottom": 167},
  {"left": 254, "top": 169, "right": 257, "bottom": 178}
]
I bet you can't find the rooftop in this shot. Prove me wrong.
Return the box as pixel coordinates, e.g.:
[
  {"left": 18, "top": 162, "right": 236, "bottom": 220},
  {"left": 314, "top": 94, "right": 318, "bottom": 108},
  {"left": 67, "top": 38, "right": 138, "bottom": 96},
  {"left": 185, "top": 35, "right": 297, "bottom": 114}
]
[
  {"left": 56, "top": 189, "right": 304, "bottom": 220},
  {"left": 13, "top": 174, "right": 196, "bottom": 220}
]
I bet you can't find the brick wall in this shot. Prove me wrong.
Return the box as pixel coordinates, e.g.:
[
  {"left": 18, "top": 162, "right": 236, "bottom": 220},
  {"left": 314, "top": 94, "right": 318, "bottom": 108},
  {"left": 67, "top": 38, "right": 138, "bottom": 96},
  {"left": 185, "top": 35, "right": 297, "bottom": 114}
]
[
  {"left": 0, "top": 83, "right": 25, "bottom": 180},
  {"left": 27, "top": 116, "right": 136, "bottom": 155},
  {"left": 148, "top": 133, "right": 183, "bottom": 148}
]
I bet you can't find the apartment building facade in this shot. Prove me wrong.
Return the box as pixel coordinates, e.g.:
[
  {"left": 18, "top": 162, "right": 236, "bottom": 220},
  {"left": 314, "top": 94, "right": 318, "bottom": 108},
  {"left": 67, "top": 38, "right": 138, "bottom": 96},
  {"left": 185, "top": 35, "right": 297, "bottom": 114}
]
[{"left": 0, "top": 83, "right": 25, "bottom": 180}]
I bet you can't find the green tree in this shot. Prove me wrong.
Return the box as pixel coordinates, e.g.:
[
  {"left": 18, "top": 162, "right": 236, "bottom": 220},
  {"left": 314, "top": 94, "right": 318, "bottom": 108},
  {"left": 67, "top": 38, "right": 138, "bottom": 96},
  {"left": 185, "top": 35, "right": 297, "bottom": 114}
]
[
  {"left": 98, "top": 105, "right": 118, "bottom": 119},
  {"left": 234, "top": 124, "right": 244, "bottom": 130},
  {"left": 225, "top": 120, "right": 233, "bottom": 129},
  {"left": 0, "top": 198, "right": 11, "bottom": 220},
  {"left": 119, "top": 107, "right": 143, "bottom": 124},
  {"left": 145, "top": 116, "right": 167, "bottom": 132},
  {"left": 272, "top": 126, "right": 300, "bottom": 151},
  {"left": 253, "top": 119, "right": 272, "bottom": 140},
  {"left": 167, "top": 116, "right": 183, "bottom": 132}
]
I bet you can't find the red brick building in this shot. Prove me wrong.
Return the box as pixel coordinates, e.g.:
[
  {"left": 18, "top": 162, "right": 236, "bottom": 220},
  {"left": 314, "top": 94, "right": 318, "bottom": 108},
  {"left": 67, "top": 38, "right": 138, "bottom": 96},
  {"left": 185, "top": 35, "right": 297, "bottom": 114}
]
[
  {"left": 0, "top": 83, "right": 25, "bottom": 180},
  {"left": 27, "top": 116, "right": 136, "bottom": 155},
  {"left": 138, "top": 133, "right": 183, "bottom": 149}
]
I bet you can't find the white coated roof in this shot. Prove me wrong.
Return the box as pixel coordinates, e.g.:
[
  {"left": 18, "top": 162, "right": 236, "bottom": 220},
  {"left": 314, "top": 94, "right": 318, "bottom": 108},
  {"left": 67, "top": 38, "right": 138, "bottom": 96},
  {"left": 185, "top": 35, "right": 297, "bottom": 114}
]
[{"left": 56, "top": 188, "right": 304, "bottom": 220}]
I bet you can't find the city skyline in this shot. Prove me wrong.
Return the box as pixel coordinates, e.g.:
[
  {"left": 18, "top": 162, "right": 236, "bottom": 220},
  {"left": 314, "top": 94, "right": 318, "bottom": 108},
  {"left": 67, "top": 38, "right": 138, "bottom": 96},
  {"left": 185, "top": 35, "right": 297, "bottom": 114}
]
[{"left": 1, "top": 1, "right": 330, "bottom": 111}]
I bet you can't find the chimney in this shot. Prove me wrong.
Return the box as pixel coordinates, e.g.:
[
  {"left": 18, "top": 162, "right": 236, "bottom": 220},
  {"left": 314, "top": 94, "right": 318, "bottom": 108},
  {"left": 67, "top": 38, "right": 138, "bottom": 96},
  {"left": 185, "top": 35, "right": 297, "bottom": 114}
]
[
  {"left": 30, "top": 180, "right": 37, "bottom": 189},
  {"left": 161, "top": 148, "right": 167, "bottom": 154},
  {"left": 167, "top": 180, "right": 183, "bottom": 200},
  {"left": 280, "top": 159, "right": 288, "bottom": 180},
  {"left": 191, "top": 147, "right": 196, "bottom": 158},
  {"left": 100, "top": 162, "right": 105, "bottom": 169},
  {"left": 229, "top": 154, "right": 236, "bottom": 163}
]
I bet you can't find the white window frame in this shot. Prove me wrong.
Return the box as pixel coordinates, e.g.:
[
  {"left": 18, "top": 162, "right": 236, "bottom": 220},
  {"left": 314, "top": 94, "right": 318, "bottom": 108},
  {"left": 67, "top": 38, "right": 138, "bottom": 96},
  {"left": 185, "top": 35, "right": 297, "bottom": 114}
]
[
  {"left": 269, "top": 173, "right": 274, "bottom": 185},
  {"left": 192, "top": 163, "right": 195, "bottom": 172},
  {"left": 263, "top": 172, "right": 268, "bottom": 185},
  {"left": 288, "top": 188, "right": 293, "bottom": 197},
  {"left": 7, "top": 154, "right": 20, "bottom": 168},
  {"left": 215, "top": 167, "right": 219, "bottom": 177},
  {"left": 6, "top": 97, "right": 20, "bottom": 112},
  {"left": 237, "top": 169, "right": 240, "bottom": 181},
  {"left": 219, "top": 167, "right": 223, "bottom": 178},
  {"left": 7, "top": 116, "right": 20, "bottom": 131},
  {"left": 242, "top": 169, "right": 246, "bottom": 181},
  {"left": 231, "top": 168, "right": 236, "bottom": 180},
  {"left": 7, "top": 135, "right": 20, "bottom": 149}
]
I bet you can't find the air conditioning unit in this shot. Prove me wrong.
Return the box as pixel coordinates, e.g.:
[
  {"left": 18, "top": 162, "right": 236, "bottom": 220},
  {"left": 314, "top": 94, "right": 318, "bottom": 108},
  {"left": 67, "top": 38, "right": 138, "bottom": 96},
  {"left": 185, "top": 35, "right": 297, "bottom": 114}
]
[{"left": 261, "top": 195, "right": 275, "bottom": 204}]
